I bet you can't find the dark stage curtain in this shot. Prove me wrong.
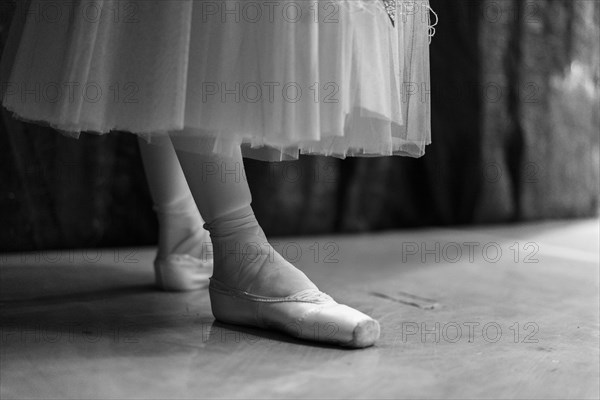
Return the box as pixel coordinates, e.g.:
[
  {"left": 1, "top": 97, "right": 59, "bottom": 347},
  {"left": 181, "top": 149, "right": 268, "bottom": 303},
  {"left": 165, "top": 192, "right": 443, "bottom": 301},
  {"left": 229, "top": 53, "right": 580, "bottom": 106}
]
[{"left": 1, "top": 0, "right": 598, "bottom": 252}]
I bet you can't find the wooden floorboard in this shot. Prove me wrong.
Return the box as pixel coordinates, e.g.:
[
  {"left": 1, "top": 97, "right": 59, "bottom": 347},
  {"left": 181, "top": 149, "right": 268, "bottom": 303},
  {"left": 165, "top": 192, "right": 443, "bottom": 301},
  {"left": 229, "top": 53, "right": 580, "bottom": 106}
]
[{"left": 1, "top": 219, "right": 598, "bottom": 399}]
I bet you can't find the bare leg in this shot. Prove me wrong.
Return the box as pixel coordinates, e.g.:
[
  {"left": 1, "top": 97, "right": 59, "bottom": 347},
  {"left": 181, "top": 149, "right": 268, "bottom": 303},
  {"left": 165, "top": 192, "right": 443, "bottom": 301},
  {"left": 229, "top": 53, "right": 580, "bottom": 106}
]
[{"left": 138, "top": 137, "right": 212, "bottom": 291}]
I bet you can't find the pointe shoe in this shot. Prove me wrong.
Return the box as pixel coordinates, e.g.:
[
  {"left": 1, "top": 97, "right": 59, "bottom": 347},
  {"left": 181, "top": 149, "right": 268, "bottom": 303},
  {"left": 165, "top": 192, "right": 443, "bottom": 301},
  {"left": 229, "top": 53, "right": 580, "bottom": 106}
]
[
  {"left": 154, "top": 226, "right": 213, "bottom": 291},
  {"left": 154, "top": 254, "right": 213, "bottom": 291},
  {"left": 209, "top": 278, "right": 380, "bottom": 348}
]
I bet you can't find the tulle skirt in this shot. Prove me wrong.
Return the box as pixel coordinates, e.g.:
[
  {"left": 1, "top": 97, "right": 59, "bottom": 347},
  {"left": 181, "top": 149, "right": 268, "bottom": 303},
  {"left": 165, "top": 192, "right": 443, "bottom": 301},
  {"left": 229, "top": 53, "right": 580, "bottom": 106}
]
[{"left": 0, "top": 0, "right": 435, "bottom": 160}]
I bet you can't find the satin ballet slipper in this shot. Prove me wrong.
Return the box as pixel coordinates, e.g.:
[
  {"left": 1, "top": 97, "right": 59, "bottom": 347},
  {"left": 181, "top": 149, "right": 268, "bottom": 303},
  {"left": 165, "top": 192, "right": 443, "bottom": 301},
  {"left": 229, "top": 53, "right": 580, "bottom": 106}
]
[
  {"left": 209, "top": 278, "right": 380, "bottom": 348},
  {"left": 154, "top": 227, "right": 213, "bottom": 292},
  {"left": 154, "top": 254, "right": 213, "bottom": 291}
]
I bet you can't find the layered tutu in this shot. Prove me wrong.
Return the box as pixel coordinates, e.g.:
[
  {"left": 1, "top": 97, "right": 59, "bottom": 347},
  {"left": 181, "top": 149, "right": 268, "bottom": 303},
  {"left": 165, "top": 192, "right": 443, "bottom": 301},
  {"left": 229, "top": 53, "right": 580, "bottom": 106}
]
[{"left": 0, "top": 0, "right": 435, "bottom": 160}]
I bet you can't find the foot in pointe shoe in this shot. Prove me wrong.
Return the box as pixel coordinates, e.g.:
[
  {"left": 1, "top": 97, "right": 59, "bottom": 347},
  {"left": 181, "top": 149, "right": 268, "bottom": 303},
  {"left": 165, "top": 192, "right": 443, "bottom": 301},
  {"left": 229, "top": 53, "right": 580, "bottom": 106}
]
[
  {"left": 154, "top": 222, "right": 213, "bottom": 292},
  {"left": 206, "top": 208, "right": 380, "bottom": 348}
]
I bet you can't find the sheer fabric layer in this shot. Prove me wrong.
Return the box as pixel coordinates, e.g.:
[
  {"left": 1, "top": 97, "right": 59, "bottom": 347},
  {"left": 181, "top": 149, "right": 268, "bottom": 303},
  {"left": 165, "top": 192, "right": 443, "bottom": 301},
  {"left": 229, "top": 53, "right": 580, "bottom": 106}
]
[{"left": 1, "top": 0, "right": 433, "bottom": 160}]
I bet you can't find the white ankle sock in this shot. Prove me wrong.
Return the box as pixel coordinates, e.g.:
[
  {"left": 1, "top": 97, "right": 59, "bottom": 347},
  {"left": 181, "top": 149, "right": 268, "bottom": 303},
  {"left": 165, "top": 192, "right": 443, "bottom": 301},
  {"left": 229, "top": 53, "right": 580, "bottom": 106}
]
[
  {"left": 138, "top": 137, "right": 209, "bottom": 259},
  {"left": 172, "top": 141, "right": 316, "bottom": 297},
  {"left": 205, "top": 205, "right": 317, "bottom": 297}
]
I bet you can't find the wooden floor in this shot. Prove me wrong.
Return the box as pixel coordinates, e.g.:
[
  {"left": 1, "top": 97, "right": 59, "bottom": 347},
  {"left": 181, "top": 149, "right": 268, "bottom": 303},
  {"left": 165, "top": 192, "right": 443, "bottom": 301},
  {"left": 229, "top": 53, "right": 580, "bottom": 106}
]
[{"left": 1, "top": 219, "right": 599, "bottom": 399}]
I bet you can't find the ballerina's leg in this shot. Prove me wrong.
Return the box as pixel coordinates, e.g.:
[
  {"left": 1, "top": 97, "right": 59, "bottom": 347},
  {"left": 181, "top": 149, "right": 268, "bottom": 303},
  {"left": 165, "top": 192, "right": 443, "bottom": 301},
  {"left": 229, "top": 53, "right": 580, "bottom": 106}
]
[
  {"left": 138, "top": 137, "right": 213, "bottom": 291},
  {"left": 172, "top": 138, "right": 380, "bottom": 348}
]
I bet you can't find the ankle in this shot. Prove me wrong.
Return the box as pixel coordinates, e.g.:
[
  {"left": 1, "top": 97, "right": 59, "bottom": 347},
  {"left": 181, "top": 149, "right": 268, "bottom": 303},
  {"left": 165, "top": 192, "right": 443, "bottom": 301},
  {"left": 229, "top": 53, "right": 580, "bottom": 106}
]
[
  {"left": 203, "top": 205, "right": 260, "bottom": 239},
  {"left": 155, "top": 210, "right": 209, "bottom": 259}
]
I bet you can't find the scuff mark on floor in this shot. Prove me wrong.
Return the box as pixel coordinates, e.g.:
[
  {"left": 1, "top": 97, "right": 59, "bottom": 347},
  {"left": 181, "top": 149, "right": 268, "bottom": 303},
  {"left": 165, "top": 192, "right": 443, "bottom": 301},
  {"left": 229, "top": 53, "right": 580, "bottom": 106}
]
[{"left": 369, "top": 291, "right": 439, "bottom": 310}]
